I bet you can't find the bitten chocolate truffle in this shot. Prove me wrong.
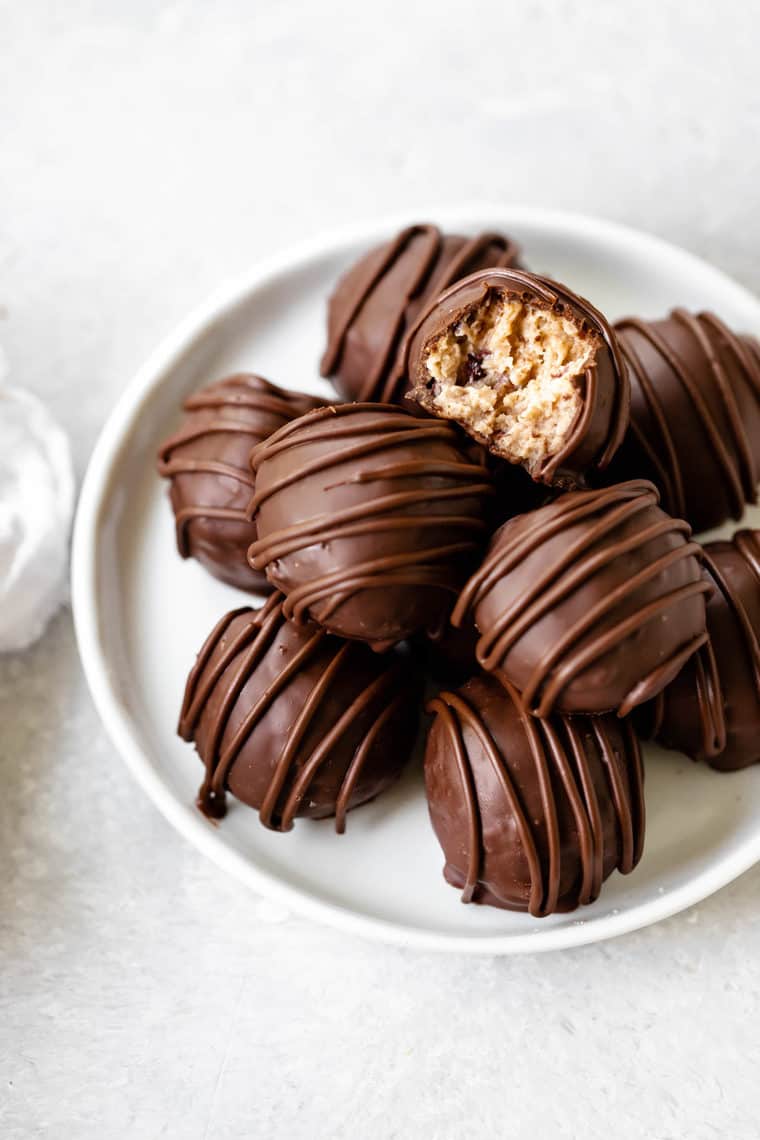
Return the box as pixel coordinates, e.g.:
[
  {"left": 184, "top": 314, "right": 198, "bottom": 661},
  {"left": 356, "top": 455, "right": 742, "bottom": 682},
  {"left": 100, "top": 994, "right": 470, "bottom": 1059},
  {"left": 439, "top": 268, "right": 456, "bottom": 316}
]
[
  {"left": 157, "top": 374, "right": 322, "bottom": 591},
  {"left": 452, "top": 480, "right": 710, "bottom": 717},
  {"left": 425, "top": 674, "right": 645, "bottom": 915},
  {"left": 405, "top": 268, "right": 630, "bottom": 487},
  {"left": 179, "top": 595, "right": 421, "bottom": 831},
  {"left": 320, "top": 224, "right": 521, "bottom": 405},
  {"left": 248, "top": 404, "right": 494, "bottom": 648},
  {"left": 644, "top": 529, "right": 760, "bottom": 771},
  {"left": 604, "top": 310, "right": 760, "bottom": 532}
]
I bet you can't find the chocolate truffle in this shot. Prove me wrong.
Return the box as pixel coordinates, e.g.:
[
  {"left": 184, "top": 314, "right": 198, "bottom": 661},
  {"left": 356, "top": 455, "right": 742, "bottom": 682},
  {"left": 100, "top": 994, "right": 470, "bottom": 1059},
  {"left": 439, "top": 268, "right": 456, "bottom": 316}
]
[
  {"left": 320, "top": 224, "right": 522, "bottom": 405},
  {"left": 157, "top": 373, "right": 322, "bottom": 591},
  {"left": 452, "top": 480, "right": 710, "bottom": 717},
  {"left": 604, "top": 310, "right": 760, "bottom": 532},
  {"left": 425, "top": 674, "right": 645, "bottom": 915},
  {"left": 248, "top": 404, "right": 494, "bottom": 648},
  {"left": 405, "top": 268, "right": 630, "bottom": 487},
  {"left": 179, "top": 595, "right": 421, "bottom": 831},
  {"left": 644, "top": 529, "right": 760, "bottom": 771}
]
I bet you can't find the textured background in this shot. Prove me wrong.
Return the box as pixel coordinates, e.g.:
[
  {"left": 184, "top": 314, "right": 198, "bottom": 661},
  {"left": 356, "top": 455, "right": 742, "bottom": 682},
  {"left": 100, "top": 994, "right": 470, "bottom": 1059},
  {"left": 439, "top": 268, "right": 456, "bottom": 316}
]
[{"left": 2, "top": 2, "right": 760, "bottom": 1136}]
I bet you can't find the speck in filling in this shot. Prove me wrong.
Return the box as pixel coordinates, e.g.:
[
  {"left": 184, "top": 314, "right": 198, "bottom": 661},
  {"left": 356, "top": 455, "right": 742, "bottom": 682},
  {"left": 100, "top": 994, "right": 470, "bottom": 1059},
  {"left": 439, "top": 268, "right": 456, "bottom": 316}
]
[{"left": 421, "top": 292, "right": 597, "bottom": 467}]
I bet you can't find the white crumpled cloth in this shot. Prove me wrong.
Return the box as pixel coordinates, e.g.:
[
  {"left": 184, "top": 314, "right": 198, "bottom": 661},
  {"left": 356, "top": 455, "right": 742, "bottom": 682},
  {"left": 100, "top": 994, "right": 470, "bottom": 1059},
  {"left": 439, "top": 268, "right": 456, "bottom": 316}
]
[{"left": 0, "top": 353, "right": 75, "bottom": 652}]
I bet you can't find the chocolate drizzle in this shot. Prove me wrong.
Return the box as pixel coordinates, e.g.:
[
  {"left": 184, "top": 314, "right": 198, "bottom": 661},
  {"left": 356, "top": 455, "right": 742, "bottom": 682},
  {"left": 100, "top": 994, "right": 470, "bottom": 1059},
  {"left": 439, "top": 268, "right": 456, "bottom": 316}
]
[
  {"left": 452, "top": 480, "right": 710, "bottom": 717},
  {"left": 606, "top": 311, "right": 760, "bottom": 531},
  {"left": 646, "top": 528, "right": 760, "bottom": 770},
  {"left": 425, "top": 674, "right": 645, "bottom": 915},
  {"left": 178, "top": 595, "right": 420, "bottom": 830},
  {"left": 320, "top": 225, "right": 521, "bottom": 405},
  {"left": 248, "top": 404, "right": 494, "bottom": 646},
  {"left": 157, "top": 373, "right": 322, "bottom": 591}
]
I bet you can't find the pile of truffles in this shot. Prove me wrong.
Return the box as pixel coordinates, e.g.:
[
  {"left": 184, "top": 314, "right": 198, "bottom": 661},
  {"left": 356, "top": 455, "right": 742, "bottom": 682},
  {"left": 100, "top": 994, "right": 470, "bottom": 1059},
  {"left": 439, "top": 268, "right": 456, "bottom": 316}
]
[{"left": 158, "top": 223, "right": 760, "bottom": 919}]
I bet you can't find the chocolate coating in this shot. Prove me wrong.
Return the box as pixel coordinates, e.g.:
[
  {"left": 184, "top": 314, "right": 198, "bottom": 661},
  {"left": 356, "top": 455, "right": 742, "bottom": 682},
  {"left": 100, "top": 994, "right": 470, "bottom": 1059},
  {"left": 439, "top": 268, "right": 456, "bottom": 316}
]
[
  {"left": 405, "top": 268, "right": 630, "bottom": 487},
  {"left": 248, "top": 404, "right": 494, "bottom": 648},
  {"left": 157, "top": 374, "right": 322, "bottom": 590},
  {"left": 320, "top": 224, "right": 521, "bottom": 405},
  {"left": 179, "top": 595, "right": 421, "bottom": 831},
  {"left": 425, "top": 674, "right": 645, "bottom": 915},
  {"left": 453, "top": 480, "right": 710, "bottom": 716},
  {"left": 644, "top": 529, "right": 760, "bottom": 770},
  {"left": 604, "top": 311, "right": 760, "bottom": 532}
]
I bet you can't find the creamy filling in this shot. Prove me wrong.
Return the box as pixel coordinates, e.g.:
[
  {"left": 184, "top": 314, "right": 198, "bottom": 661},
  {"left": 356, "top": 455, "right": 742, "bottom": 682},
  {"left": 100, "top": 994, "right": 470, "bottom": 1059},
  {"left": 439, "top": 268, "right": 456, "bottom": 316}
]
[{"left": 422, "top": 294, "right": 596, "bottom": 465}]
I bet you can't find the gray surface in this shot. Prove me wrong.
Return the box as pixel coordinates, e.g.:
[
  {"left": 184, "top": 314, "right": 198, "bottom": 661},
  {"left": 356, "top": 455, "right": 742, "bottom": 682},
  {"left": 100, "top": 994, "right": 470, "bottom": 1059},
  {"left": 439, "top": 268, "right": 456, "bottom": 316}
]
[{"left": 2, "top": 2, "right": 759, "bottom": 1136}]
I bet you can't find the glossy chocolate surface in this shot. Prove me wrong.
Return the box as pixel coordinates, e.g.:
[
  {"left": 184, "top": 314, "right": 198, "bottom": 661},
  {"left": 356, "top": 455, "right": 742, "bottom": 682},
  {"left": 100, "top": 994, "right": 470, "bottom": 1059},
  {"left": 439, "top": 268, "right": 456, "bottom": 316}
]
[
  {"left": 248, "top": 404, "right": 493, "bottom": 647},
  {"left": 453, "top": 480, "right": 709, "bottom": 716},
  {"left": 425, "top": 673, "right": 645, "bottom": 914},
  {"left": 604, "top": 311, "right": 760, "bottom": 532},
  {"left": 157, "top": 374, "right": 322, "bottom": 590},
  {"left": 645, "top": 529, "right": 760, "bottom": 770},
  {"left": 179, "top": 595, "right": 421, "bottom": 830}
]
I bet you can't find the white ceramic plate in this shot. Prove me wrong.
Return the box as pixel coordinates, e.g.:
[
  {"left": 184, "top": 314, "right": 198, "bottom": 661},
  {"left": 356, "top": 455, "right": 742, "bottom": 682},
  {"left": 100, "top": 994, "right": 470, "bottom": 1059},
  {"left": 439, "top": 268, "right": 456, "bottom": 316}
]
[{"left": 72, "top": 206, "right": 760, "bottom": 954}]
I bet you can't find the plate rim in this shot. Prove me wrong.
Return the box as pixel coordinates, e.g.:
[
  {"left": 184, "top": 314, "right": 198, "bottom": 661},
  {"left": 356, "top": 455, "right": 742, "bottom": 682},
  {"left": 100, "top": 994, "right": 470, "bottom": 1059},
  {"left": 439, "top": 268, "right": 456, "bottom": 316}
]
[{"left": 71, "top": 203, "right": 760, "bottom": 954}]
